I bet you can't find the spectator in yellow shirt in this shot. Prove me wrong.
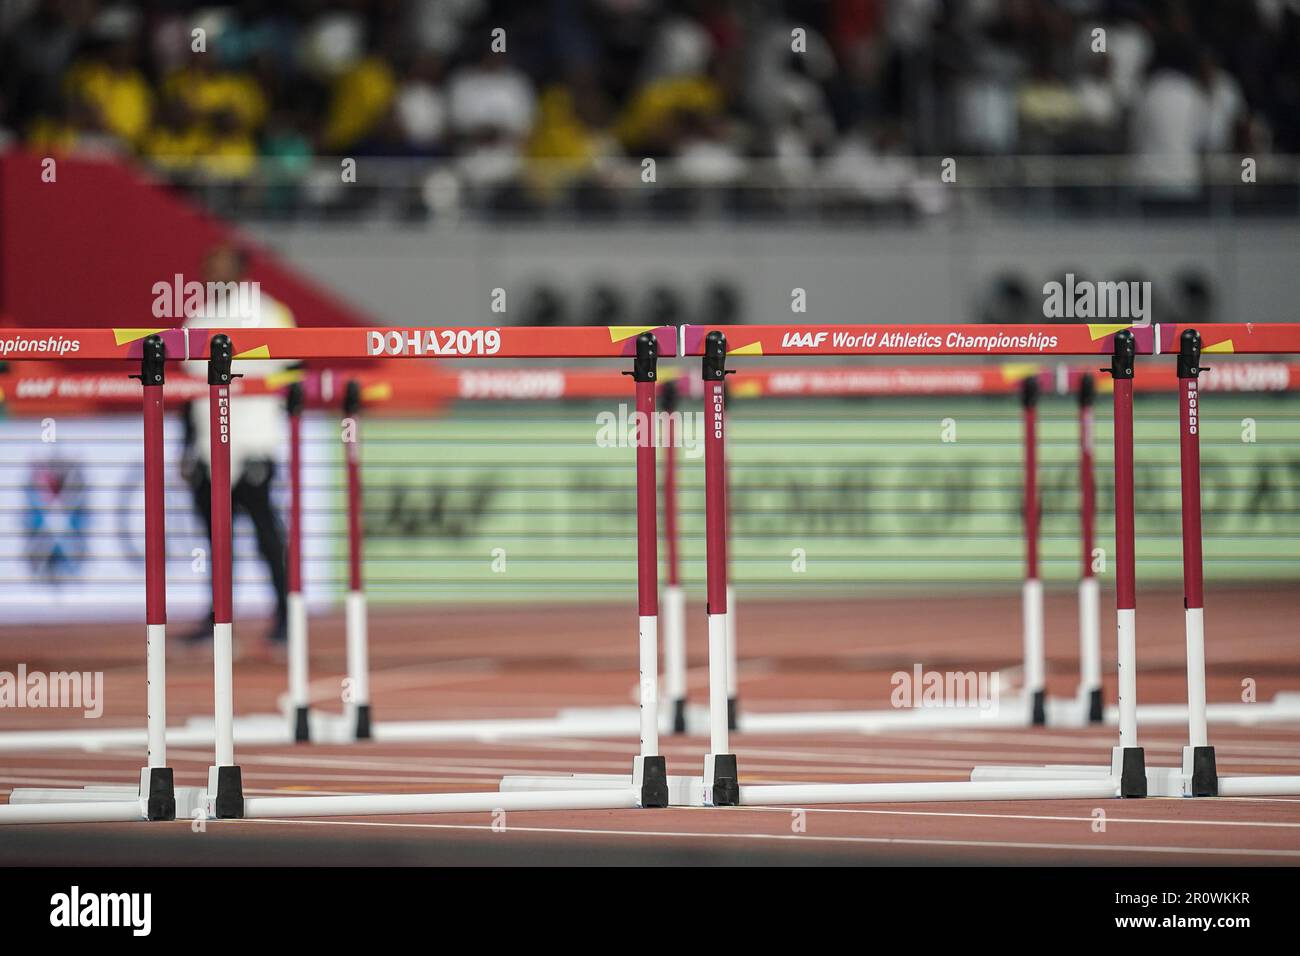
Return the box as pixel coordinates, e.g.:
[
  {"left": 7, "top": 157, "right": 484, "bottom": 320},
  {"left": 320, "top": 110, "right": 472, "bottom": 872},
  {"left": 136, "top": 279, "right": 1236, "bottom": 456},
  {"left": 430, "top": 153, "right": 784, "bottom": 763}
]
[
  {"left": 163, "top": 52, "right": 269, "bottom": 132},
  {"left": 321, "top": 54, "right": 396, "bottom": 151},
  {"left": 64, "top": 39, "right": 153, "bottom": 147}
]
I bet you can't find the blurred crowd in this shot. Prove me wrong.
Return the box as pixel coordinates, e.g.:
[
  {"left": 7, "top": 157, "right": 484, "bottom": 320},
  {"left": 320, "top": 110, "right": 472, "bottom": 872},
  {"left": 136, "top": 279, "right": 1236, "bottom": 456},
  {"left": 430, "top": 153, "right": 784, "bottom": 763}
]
[{"left": 2, "top": 0, "right": 1298, "bottom": 216}]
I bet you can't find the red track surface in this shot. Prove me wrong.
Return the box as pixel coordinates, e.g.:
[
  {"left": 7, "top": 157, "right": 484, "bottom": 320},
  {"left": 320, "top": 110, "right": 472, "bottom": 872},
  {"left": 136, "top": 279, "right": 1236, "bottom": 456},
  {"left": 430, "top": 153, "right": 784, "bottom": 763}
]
[{"left": 2, "top": 587, "right": 1298, "bottom": 865}]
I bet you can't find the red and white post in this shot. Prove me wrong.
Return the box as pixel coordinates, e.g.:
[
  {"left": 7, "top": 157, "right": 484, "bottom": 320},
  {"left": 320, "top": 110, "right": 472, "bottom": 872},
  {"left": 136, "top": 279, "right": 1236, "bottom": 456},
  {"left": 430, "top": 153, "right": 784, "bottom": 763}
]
[
  {"left": 659, "top": 380, "right": 688, "bottom": 734},
  {"left": 286, "top": 382, "right": 311, "bottom": 741},
  {"left": 1108, "top": 331, "right": 1146, "bottom": 797},
  {"left": 343, "top": 380, "right": 372, "bottom": 740},
  {"left": 137, "top": 335, "right": 176, "bottom": 820},
  {"left": 206, "top": 334, "right": 244, "bottom": 818},
  {"left": 631, "top": 334, "right": 669, "bottom": 807},
  {"left": 1176, "top": 330, "right": 1218, "bottom": 797},
  {"left": 724, "top": 392, "right": 738, "bottom": 732},
  {"left": 701, "top": 331, "right": 739, "bottom": 806},
  {"left": 1076, "top": 373, "right": 1103, "bottom": 723},
  {"left": 1021, "top": 376, "right": 1046, "bottom": 725}
]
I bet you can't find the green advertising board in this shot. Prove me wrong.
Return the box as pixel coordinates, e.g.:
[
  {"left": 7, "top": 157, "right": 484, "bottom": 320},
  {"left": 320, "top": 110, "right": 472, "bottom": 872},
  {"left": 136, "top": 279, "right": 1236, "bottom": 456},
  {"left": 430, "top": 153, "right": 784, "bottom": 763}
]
[{"left": 346, "top": 395, "right": 1300, "bottom": 604}]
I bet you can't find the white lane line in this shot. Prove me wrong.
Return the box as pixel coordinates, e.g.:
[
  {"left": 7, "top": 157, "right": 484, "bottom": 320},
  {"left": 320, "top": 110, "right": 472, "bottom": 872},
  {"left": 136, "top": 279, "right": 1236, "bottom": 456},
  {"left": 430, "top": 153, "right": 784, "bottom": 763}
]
[{"left": 222, "top": 818, "right": 1300, "bottom": 859}]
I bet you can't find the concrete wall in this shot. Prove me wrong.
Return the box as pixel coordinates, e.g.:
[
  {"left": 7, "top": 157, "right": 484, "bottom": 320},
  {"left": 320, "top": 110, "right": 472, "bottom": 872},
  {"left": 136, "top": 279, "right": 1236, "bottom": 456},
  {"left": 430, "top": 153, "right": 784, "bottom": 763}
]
[{"left": 249, "top": 218, "right": 1300, "bottom": 328}]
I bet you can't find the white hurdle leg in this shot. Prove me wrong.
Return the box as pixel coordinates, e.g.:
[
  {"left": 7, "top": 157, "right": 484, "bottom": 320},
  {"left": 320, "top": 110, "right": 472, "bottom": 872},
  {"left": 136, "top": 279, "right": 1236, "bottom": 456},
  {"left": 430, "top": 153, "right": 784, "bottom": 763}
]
[
  {"left": 638, "top": 615, "right": 660, "bottom": 758},
  {"left": 663, "top": 584, "right": 687, "bottom": 733},
  {"left": 346, "top": 589, "right": 371, "bottom": 738},
  {"left": 725, "top": 584, "right": 738, "bottom": 730},
  {"left": 1077, "top": 576, "right": 1102, "bottom": 721},
  {"left": 212, "top": 621, "right": 236, "bottom": 771},
  {"left": 1022, "top": 577, "right": 1045, "bottom": 725},
  {"left": 287, "top": 591, "right": 309, "bottom": 739},
  {"left": 703, "top": 610, "right": 735, "bottom": 804}
]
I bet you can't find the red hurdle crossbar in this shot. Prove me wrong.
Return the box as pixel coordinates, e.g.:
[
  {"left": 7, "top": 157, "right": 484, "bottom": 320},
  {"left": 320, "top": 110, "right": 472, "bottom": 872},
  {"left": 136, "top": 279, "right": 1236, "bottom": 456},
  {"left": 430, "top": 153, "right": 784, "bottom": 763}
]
[{"left": 182, "top": 325, "right": 677, "bottom": 360}]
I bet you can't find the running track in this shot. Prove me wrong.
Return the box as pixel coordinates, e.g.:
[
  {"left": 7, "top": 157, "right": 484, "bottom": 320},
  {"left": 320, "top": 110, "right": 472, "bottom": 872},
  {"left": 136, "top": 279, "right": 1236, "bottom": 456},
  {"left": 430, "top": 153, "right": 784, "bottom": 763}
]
[{"left": 2, "top": 587, "right": 1298, "bottom": 865}]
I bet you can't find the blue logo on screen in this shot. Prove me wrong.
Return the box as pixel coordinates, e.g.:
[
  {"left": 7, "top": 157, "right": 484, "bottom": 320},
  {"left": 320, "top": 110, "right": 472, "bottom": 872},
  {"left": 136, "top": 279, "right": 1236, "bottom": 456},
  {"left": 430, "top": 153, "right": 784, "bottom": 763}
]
[{"left": 24, "top": 461, "right": 89, "bottom": 580}]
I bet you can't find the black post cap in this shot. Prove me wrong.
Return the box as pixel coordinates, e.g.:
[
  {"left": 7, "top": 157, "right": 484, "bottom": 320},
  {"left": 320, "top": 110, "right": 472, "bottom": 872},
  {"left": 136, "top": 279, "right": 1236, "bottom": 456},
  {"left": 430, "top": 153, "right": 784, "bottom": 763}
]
[
  {"left": 208, "top": 334, "right": 234, "bottom": 386},
  {"left": 1177, "top": 328, "right": 1203, "bottom": 379},
  {"left": 1020, "top": 374, "right": 1039, "bottom": 408},
  {"left": 1078, "top": 372, "right": 1095, "bottom": 407},
  {"left": 630, "top": 331, "right": 659, "bottom": 383},
  {"left": 343, "top": 379, "right": 362, "bottom": 415},
  {"left": 1108, "top": 329, "right": 1136, "bottom": 381},
  {"left": 702, "top": 330, "right": 731, "bottom": 381},
  {"left": 134, "top": 334, "right": 166, "bottom": 386}
]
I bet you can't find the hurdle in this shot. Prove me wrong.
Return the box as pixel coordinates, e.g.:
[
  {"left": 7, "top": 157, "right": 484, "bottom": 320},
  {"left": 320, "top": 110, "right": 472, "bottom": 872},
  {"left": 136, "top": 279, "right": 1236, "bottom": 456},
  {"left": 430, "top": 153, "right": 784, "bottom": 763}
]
[
  {"left": 0, "top": 367, "right": 363, "bottom": 756},
  {"left": 972, "top": 326, "right": 1300, "bottom": 797},
  {"left": 279, "top": 367, "right": 707, "bottom": 746},
  {"left": 0, "top": 360, "right": 693, "bottom": 755},
  {"left": 2, "top": 324, "right": 682, "bottom": 823},
  {"left": 0, "top": 331, "right": 206, "bottom": 823},
  {"left": 682, "top": 322, "right": 1300, "bottom": 807},
  {"left": 664, "top": 354, "right": 1300, "bottom": 736},
  {"left": 671, "top": 355, "right": 1103, "bottom": 734},
  {"left": 199, "top": 325, "right": 674, "bottom": 818}
]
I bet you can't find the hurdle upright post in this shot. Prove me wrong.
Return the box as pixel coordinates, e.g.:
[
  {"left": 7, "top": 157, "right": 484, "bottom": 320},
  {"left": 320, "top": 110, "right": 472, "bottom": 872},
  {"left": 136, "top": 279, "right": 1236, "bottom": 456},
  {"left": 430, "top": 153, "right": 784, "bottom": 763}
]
[
  {"left": 343, "top": 380, "right": 372, "bottom": 740},
  {"left": 1020, "top": 376, "right": 1046, "bottom": 726},
  {"left": 659, "top": 379, "right": 688, "bottom": 733},
  {"left": 723, "top": 379, "right": 738, "bottom": 732},
  {"left": 1077, "top": 373, "right": 1103, "bottom": 723},
  {"left": 701, "top": 331, "right": 739, "bottom": 806},
  {"left": 1176, "top": 329, "right": 1218, "bottom": 797},
  {"left": 630, "top": 333, "right": 669, "bottom": 807},
  {"left": 1107, "top": 330, "right": 1146, "bottom": 797},
  {"left": 206, "top": 334, "right": 244, "bottom": 818},
  {"left": 286, "top": 382, "right": 311, "bottom": 742},
  {"left": 134, "top": 334, "right": 176, "bottom": 820}
]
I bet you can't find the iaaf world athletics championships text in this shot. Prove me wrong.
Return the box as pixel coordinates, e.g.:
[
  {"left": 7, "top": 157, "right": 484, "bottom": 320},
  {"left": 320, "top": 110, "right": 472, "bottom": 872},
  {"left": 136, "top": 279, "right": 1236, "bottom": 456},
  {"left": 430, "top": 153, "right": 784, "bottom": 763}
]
[
  {"left": 781, "top": 330, "right": 1061, "bottom": 352},
  {"left": 0, "top": 335, "right": 81, "bottom": 357}
]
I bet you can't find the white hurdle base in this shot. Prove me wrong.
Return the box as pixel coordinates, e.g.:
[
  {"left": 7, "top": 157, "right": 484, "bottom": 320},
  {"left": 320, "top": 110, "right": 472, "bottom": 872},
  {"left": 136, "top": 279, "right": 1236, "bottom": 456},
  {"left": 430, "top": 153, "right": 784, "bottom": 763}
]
[
  {"left": 732, "top": 691, "right": 1300, "bottom": 737},
  {"left": 971, "top": 764, "right": 1300, "bottom": 798},
  {"left": 499, "top": 773, "right": 1121, "bottom": 806},
  {"left": 350, "top": 705, "right": 714, "bottom": 744},
  {"left": 1108, "top": 693, "right": 1300, "bottom": 727},
  {"left": 5, "top": 691, "right": 1293, "bottom": 754},
  {"left": 0, "top": 701, "right": 718, "bottom": 754},
  {"left": 0, "top": 712, "right": 302, "bottom": 753},
  {"left": 735, "top": 690, "right": 1088, "bottom": 735},
  {"left": 243, "top": 787, "right": 641, "bottom": 818},
  {"left": 0, "top": 784, "right": 209, "bottom": 825},
  {"left": 502, "top": 773, "right": 706, "bottom": 806}
]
